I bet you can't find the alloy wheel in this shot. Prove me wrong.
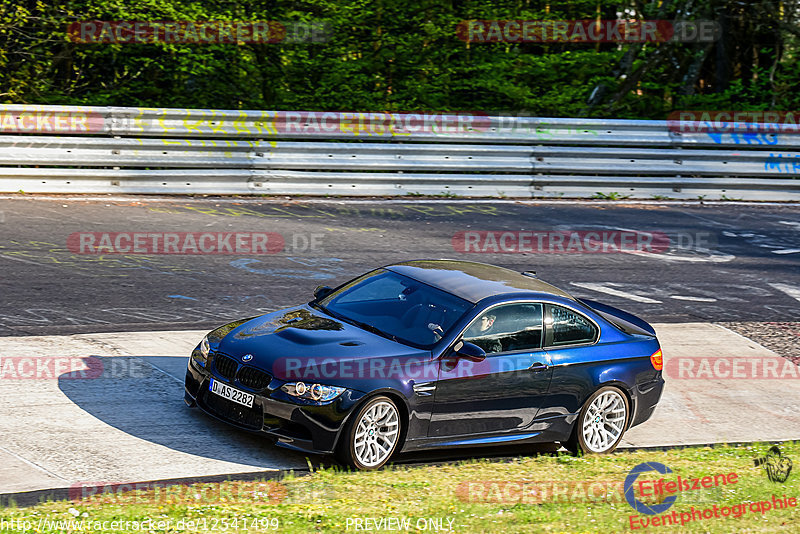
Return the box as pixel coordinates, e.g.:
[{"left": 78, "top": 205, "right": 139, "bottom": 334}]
[
  {"left": 352, "top": 400, "right": 400, "bottom": 468},
  {"left": 580, "top": 389, "right": 627, "bottom": 453}
]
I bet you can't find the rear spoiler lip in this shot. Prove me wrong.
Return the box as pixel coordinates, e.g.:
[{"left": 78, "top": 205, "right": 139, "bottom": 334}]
[{"left": 577, "top": 298, "right": 657, "bottom": 338}]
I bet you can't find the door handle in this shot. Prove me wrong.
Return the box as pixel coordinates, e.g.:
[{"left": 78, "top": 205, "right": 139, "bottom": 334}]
[{"left": 529, "top": 362, "right": 548, "bottom": 372}]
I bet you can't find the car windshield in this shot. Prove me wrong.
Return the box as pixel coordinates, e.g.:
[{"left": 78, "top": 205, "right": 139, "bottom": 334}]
[{"left": 314, "top": 269, "right": 473, "bottom": 349}]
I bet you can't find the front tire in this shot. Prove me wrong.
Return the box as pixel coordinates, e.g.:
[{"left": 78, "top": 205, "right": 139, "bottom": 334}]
[
  {"left": 565, "top": 386, "right": 629, "bottom": 455},
  {"left": 337, "top": 396, "right": 402, "bottom": 470}
]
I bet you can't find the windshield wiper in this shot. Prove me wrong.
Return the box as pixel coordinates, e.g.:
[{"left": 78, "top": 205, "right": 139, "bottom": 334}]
[{"left": 349, "top": 319, "right": 398, "bottom": 342}]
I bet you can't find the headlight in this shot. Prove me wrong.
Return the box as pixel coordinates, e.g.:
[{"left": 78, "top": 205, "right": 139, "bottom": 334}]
[
  {"left": 192, "top": 335, "right": 211, "bottom": 368},
  {"left": 282, "top": 382, "right": 346, "bottom": 403}
]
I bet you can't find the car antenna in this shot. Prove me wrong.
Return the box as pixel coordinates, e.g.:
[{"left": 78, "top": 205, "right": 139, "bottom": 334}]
[{"left": 522, "top": 270, "right": 537, "bottom": 278}]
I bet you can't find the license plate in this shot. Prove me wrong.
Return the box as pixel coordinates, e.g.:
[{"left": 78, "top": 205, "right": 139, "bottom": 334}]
[{"left": 209, "top": 378, "right": 254, "bottom": 408}]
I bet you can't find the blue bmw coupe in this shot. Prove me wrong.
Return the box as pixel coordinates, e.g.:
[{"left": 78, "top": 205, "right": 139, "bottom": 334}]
[{"left": 185, "top": 260, "right": 664, "bottom": 469}]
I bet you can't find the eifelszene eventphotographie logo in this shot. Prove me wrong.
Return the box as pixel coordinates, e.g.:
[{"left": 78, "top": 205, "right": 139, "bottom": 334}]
[{"left": 625, "top": 462, "right": 679, "bottom": 515}]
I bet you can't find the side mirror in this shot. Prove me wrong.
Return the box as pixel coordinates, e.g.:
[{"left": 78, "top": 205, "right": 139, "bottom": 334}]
[
  {"left": 314, "top": 285, "right": 334, "bottom": 300},
  {"left": 453, "top": 340, "right": 486, "bottom": 362}
]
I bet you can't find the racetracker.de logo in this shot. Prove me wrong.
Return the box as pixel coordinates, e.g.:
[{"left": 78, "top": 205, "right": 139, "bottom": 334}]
[
  {"left": 452, "top": 230, "right": 670, "bottom": 254},
  {"left": 271, "top": 355, "right": 544, "bottom": 382},
  {"left": 69, "top": 480, "right": 286, "bottom": 505},
  {"left": 456, "top": 20, "right": 720, "bottom": 43},
  {"left": 667, "top": 110, "right": 800, "bottom": 134},
  {"left": 665, "top": 356, "right": 800, "bottom": 380},
  {"left": 66, "top": 20, "right": 330, "bottom": 44},
  {"left": 67, "top": 232, "right": 284, "bottom": 255},
  {"left": 0, "top": 110, "right": 104, "bottom": 133},
  {"left": 0, "top": 357, "right": 103, "bottom": 379},
  {"left": 269, "top": 111, "right": 491, "bottom": 136},
  {"left": 456, "top": 480, "right": 625, "bottom": 504}
]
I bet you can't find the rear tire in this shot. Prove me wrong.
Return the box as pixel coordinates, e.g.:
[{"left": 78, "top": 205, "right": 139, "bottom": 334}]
[
  {"left": 336, "top": 396, "right": 402, "bottom": 470},
  {"left": 564, "top": 386, "right": 629, "bottom": 455}
]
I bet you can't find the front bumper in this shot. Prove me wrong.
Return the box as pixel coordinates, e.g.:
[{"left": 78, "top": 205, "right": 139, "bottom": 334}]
[{"left": 184, "top": 355, "right": 364, "bottom": 454}]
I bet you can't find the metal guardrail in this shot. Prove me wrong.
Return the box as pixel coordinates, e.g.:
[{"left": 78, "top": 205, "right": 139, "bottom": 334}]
[{"left": 0, "top": 104, "right": 798, "bottom": 199}]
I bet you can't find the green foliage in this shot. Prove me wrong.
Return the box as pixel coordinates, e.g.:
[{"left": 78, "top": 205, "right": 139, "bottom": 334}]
[
  {"left": 2, "top": 443, "right": 799, "bottom": 533},
  {"left": 0, "top": 0, "right": 797, "bottom": 118}
]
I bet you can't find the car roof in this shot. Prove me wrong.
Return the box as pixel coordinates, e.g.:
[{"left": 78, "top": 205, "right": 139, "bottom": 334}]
[{"left": 385, "top": 260, "right": 576, "bottom": 304}]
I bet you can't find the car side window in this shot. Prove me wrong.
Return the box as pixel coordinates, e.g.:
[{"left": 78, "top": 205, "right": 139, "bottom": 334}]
[
  {"left": 548, "top": 305, "right": 597, "bottom": 346},
  {"left": 463, "top": 303, "right": 543, "bottom": 354}
]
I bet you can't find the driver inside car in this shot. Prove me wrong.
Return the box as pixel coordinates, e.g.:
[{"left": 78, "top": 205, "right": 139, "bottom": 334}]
[{"left": 463, "top": 313, "right": 502, "bottom": 354}]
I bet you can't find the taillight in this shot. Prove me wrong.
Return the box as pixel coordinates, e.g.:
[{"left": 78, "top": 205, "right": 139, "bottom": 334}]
[{"left": 650, "top": 349, "right": 663, "bottom": 371}]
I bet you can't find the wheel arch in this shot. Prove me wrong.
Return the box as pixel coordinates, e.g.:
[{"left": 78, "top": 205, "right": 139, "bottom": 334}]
[{"left": 332, "top": 388, "right": 411, "bottom": 453}]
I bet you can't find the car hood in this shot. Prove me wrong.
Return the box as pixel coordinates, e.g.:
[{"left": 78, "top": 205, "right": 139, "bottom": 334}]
[{"left": 211, "top": 305, "right": 432, "bottom": 380}]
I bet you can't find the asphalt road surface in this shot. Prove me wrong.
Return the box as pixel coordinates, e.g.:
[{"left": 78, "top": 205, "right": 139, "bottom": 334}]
[{"left": 1, "top": 197, "right": 798, "bottom": 336}]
